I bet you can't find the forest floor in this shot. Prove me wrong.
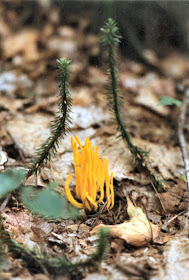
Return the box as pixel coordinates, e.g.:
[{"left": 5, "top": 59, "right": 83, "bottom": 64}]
[{"left": 0, "top": 1, "right": 189, "bottom": 280}]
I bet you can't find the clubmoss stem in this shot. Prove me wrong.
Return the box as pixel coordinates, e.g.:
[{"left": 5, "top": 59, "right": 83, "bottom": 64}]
[
  {"left": 27, "top": 58, "right": 72, "bottom": 177},
  {"left": 101, "top": 18, "right": 165, "bottom": 191}
]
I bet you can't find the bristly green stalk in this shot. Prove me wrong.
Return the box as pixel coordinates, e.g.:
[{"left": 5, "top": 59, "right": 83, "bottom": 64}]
[
  {"left": 101, "top": 18, "right": 165, "bottom": 191},
  {"left": 27, "top": 58, "right": 72, "bottom": 177}
]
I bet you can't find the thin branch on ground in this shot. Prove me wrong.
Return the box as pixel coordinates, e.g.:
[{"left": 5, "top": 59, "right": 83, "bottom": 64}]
[
  {"left": 0, "top": 194, "right": 11, "bottom": 212},
  {"left": 166, "top": 210, "right": 187, "bottom": 225},
  {"left": 177, "top": 84, "right": 189, "bottom": 218}
]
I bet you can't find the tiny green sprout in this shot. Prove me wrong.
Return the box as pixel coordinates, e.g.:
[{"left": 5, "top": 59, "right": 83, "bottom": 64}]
[
  {"left": 181, "top": 174, "right": 187, "bottom": 183},
  {"left": 57, "top": 58, "right": 72, "bottom": 65},
  {"left": 158, "top": 96, "right": 182, "bottom": 107}
]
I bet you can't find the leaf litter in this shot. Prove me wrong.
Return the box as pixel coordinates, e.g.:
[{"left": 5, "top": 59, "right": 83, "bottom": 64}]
[
  {"left": 0, "top": 1, "right": 188, "bottom": 279},
  {"left": 91, "top": 196, "right": 164, "bottom": 247}
]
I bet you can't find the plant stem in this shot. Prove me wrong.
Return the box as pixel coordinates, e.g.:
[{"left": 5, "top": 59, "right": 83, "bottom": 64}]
[
  {"left": 27, "top": 58, "right": 72, "bottom": 177},
  {"left": 101, "top": 18, "right": 165, "bottom": 191}
]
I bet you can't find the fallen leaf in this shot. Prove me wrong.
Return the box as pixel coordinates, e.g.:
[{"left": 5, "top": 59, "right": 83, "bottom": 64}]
[
  {"left": 0, "top": 71, "right": 33, "bottom": 96},
  {"left": 135, "top": 88, "right": 170, "bottom": 116},
  {"left": 2, "top": 29, "right": 40, "bottom": 62},
  {"left": 158, "top": 180, "right": 187, "bottom": 213},
  {"left": 160, "top": 53, "right": 189, "bottom": 79},
  {"left": 47, "top": 36, "right": 78, "bottom": 59},
  {"left": 111, "top": 238, "right": 125, "bottom": 253},
  {"left": 72, "top": 87, "right": 94, "bottom": 106},
  {"left": 134, "top": 138, "right": 184, "bottom": 179},
  {"left": 153, "top": 234, "right": 169, "bottom": 245},
  {"left": 70, "top": 105, "right": 109, "bottom": 129},
  {"left": 0, "top": 19, "right": 11, "bottom": 37},
  {"left": 25, "top": 96, "right": 58, "bottom": 114},
  {"left": 91, "top": 197, "right": 161, "bottom": 247}
]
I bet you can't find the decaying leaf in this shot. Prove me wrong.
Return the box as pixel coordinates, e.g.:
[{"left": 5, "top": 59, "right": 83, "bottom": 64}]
[
  {"left": 2, "top": 29, "right": 40, "bottom": 62},
  {"left": 91, "top": 196, "right": 162, "bottom": 247}
]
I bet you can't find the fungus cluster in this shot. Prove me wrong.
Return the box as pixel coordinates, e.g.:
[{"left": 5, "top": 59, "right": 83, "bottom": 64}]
[{"left": 65, "top": 135, "right": 114, "bottom": 212}]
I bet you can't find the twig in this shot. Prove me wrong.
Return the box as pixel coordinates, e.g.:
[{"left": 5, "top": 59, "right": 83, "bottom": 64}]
[
  {"left": 177, "top": 85, "right": 189, "bottom": 218},
  {"left": 166, "top": 210, "right": 186, "bottom": 225},
  {"left": 0, "top": 194, "right": 11, "bottom": 212},
  {"left": 151, "top": 181, "right": 166, "bottom": 214}
]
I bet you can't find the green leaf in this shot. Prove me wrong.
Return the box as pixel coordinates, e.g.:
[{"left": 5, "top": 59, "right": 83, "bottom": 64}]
[
  {"left": 180, "top": 174, "right": 187, "bottom": 183},
  {"left": 20, "top": 183, "right": 79, "bottom": 219},
  {"left": 0, "top": 169, "right": 26, "bottom": 199},
  {"left": 158, "top": 96, "right": 182, "bottom": 107}
]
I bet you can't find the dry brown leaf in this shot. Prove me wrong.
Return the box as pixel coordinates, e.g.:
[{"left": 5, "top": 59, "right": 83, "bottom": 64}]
[
  {"left": 72, "top": 87, "right": 94, "bottom": 106},
  {"left": 134, "top": 138, "right": 184, "bottom": 179},
  {"left": 0, "top": 71, "right": 33, "bottom": 97},
  {"left": 121, "top": 72, "right": 175, "bottom": 116},
  {"left": 25, "top": 96, "right": 58, "bottom": 114},
  {"left": 47, "top": 36, "right": 78, "bottom": 59},
  {"left": 160, "top": 54, "right": 189, "bottom": 79},
  {"left": 2, "top": 29, "right": 40, "bottom": 62},
  {"left": 158, "top": 180, "right": 188, "bottom": 213},
  {"left": 111, "top": 238, "right": 125, "bottom": 253},
  {"left": 96, "top": 134, "right": 183, "bottom": 184},
  {"left": 91, "top": 197, "right": 161, "bottom": 247},
  {"left": 0, "top": 19, "right": 11, "bottom": 37},
  {"left": 135, "top": 88, "right": 170, "bottom": 116},
  {"left": 70, "top": 105, "right": 109, "bottom": 129}
]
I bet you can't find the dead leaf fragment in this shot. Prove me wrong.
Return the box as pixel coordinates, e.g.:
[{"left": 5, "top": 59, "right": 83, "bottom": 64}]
[
  {"left": 0, "top": 148, "right": 7, "bottom": 170},
  {"left": 153, "top": 234, "right": 169, "bottom": 245},
  {"left": 135, "top": 88, "right": 170, "bottom": 116},
  {"left": 0, "top": 149, "right": 7, "bottom": 165},
  {"left": 0, "top": 71, "right": 33, "bottom": 96},
  {"left": 2, "top": 29, "right": 40, "bottom": 62},
  {"left": 91, "top": 197, "right": 161, "bottom": 247},
  {"left": 160, "top": 54, "right": 189, "bottom": 79},
  {"left": 70, "top": 105, "right": 109, "bottom": 129}
]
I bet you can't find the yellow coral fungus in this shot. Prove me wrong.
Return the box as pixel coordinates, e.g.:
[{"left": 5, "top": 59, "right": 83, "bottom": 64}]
[{"left": 65, "top": 135, "right": 114, "bottom": 212}]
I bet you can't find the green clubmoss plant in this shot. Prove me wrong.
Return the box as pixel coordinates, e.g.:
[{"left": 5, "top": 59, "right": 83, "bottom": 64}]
[
  {"left": 27, "top": 58, "right": 72, "bottom": 177},
  {"left": 101, "top": 18, "right": 165, "bottom": 192}
]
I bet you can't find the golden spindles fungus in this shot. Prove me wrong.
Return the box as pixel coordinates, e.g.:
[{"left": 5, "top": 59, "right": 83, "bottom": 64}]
[{"left": 65, "top": 135, "right": 114, "bottom": 212}]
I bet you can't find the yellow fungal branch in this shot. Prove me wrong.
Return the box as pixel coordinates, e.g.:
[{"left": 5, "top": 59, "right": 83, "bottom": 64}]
[{"left": 65, "top": 135, "right": 114, "bottom": 212}]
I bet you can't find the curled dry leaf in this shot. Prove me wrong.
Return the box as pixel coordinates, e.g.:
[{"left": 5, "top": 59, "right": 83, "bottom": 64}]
[{"left": 91, "top": 197, "right": 162, "bottom": 247}]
